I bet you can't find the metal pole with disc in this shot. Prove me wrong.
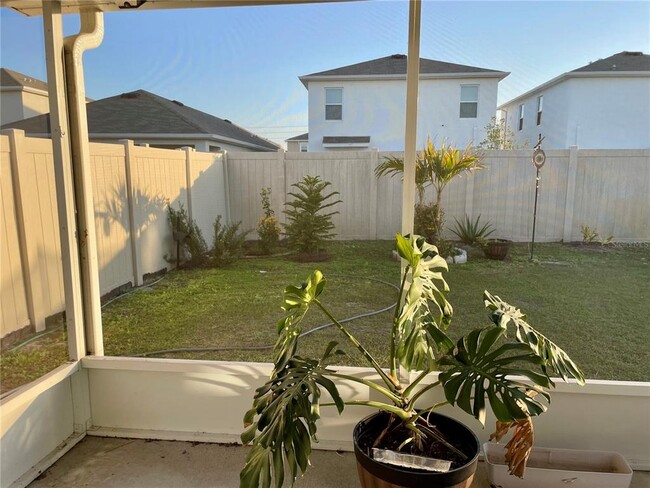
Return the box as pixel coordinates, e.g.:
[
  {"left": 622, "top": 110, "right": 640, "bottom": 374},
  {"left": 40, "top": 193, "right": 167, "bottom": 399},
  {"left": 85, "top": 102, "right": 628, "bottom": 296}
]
[{"left": 530, "top": 134, "right": 546, "bottom": 261}]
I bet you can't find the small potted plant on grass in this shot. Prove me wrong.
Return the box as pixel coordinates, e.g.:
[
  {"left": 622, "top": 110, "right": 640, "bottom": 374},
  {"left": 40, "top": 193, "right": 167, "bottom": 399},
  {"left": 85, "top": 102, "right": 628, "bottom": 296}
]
[{"left": 240, "top": 234, "right": 584, "bottom": 488}]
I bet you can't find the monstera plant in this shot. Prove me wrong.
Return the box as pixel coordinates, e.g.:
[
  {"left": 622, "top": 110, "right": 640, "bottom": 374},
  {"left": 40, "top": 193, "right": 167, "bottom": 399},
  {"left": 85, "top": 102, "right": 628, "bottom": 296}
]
[{"left": 240, "top": 235, "right": 584, "bottom": 488}]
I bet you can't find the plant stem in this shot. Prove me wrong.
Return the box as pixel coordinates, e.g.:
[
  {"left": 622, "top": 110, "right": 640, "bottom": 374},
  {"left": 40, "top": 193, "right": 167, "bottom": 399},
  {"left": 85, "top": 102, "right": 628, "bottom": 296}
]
[
  {"left": 407, "top": 420, "right": 468, "bottom": 461},
  {"left": 390, "top": 267, "right": 410, "bottom": 382},
  {"left": 408, "top": 380, "right": 441, "bottom": 407},
  {"left": 314, "top": 300, "right": 400, "bottom": 393},
  {"left": 412, "top": 402, "right": 449, "bottom": 420},
  {"left": 402, "top": 369, "right": 430, "bottom": 399},
  {"left": 321, "top": 401, "right": 412, "bottom": 421},
  {"left": 328, "top": 372, "right": 403, "bottom": 405}
]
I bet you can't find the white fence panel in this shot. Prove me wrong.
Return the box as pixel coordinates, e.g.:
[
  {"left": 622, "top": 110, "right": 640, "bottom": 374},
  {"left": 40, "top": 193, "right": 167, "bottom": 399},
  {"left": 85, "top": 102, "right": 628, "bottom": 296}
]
[
  {"left": 226, "top": 151, "right": 285, "bottom": 237},
  {"left": 0, "top": 139, "right": 30, "bottom": 337},
  {"left": 573, "top": 150, "right": 650, "bottom": 242},
  {"left": 130, "top": 146, "right": 189, "bottom": 277},
  {"left": 90, "top": 143, "right": 134, "bottom": 294},
  {"left": 190, "top": 152, "right": 229, "bottom": 245}
]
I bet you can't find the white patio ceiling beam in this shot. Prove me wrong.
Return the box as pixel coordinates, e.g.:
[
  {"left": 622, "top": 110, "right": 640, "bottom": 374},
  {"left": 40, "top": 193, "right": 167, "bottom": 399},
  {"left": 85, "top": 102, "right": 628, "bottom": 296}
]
[{"left": 2, "top": 0, "right": 362, "bottom": 16}]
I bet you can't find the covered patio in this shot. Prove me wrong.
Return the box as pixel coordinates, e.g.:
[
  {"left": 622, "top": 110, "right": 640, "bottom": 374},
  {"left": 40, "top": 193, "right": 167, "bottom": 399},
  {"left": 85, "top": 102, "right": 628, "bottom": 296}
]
[{"left": 1, "top": 1, "right": 649, "bottom": 488}]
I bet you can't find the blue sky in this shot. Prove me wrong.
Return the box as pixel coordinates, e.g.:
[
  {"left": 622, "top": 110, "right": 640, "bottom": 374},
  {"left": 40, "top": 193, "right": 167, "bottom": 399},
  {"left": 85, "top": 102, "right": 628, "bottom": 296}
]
[{"left": 1, "top": 1, "right": 648, "bottom": 146}]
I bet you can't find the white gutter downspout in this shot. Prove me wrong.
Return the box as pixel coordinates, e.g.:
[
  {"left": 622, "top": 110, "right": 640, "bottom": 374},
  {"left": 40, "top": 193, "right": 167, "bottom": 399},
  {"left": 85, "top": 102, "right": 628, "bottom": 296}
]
[
  {"left": 401, "top": 0, "right": 421, "bottom": 238},
  {"left": 64, "top": 10, "right": 105, "bottom": 356}
]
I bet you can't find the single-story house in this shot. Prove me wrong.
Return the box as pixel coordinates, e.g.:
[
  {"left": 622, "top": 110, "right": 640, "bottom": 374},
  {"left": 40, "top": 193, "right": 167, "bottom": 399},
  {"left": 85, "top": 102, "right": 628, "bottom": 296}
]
[
  {"left": 2, "top": 88, "right": 280, "bottom": 152},
  {"left": 285, "top": 132, "right": 308, "bottom": 152}
]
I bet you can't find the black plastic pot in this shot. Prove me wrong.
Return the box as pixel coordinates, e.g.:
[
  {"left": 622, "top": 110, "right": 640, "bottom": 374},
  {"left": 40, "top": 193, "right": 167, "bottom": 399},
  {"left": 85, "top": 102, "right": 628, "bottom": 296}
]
[{"left": 353, "top": 412, "right": 480, "bottom": 488}]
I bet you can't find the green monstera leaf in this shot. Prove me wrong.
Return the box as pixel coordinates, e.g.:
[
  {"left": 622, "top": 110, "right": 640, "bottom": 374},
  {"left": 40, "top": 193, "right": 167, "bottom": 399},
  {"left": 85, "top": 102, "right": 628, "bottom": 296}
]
[
  {"left": 394, "top": 235, "right": 454, "bottom": 370},
  {"left": 273, "top": 271, "right": 326, "bottom": 369},
  {"left": 440, "top": 327, "right": 552, "bottom": 424},
  {"left": 241, "top": 342, "right": 344, "bottom": 488},
  {"left": 483, "top": 291, "right": 585, "bottom": 385}
]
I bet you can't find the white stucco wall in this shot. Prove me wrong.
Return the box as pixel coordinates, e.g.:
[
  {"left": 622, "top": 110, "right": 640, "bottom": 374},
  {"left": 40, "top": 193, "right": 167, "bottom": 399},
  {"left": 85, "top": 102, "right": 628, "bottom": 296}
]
[
  {"left": 501, "top": 76, "right": 650, "bottom": 149},
  {"left": 306, "top": 77, "right": 501, "bottom": 151},
  {"left": 1, "top": 91, "right": 28, "bottom": 126},
  {"left": 21, "top": 90, "right": 51, "bottom": 120},
  {"left": 0, "top": 89, "right": 50, "bottom": 126}
]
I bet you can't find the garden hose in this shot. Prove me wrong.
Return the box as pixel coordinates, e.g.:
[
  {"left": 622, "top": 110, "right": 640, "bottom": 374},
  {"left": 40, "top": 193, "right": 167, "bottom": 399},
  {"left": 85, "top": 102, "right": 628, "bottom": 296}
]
[
  {"left": 3, "top": 275, "right": 169, "bottom": 356},
  {"left": 4, "top": 267, "right": 399, "bottom": 359},
  {"left": 132, "top": 274, "right": 399, "bottom": 358}
]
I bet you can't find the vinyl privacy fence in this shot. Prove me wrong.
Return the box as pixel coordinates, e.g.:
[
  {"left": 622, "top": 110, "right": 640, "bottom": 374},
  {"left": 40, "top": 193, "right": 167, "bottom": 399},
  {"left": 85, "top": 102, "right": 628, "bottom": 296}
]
[
  {"left": 2, "top": 131, "right": 649, "bottom": 339},
  {"left": 228, "top": 148, "right": 650, "bottom": 242},
  {"left": 1, "top": 131, "right": 228, "bottom": 339}
]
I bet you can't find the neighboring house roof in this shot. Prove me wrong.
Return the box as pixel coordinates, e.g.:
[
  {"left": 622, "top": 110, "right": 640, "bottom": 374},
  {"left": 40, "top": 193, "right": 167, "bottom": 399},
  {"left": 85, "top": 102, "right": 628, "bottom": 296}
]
[
  {"left": 286, "top": 132, "right": 308, "bottom": 142},
  {"left": 1, "top": 67, "right": 49, "bottom": 93},
  {"left": 300, "top": 54, "right": 509, "bottom": 86},
  {"left": 499, "top": 51, "right": 650, "bottom": 109},
  {"left": 571, "top": 51, "right": 650, "bottom": 73},
  {"left": 2, "top": 89, "right": 280, "bottom": 151}
]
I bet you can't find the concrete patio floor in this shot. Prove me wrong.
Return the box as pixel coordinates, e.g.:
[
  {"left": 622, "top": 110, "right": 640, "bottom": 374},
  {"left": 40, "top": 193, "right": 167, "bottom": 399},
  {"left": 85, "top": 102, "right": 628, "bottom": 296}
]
[{"left": 29, "top": 436, "right": 649, "bottom": 488}]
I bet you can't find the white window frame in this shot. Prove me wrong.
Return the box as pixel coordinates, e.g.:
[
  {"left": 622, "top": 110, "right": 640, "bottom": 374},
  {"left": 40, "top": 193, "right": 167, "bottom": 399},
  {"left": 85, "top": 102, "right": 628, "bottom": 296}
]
[
  {"left": 459, "top": 84, "right": 479, "bottom": 119},
  {"left": 537, "top": 96, "right": 543, "bottom": 126},
  {"left": 325, "top": 87, "right": 343, "bottom": 121},
  {"left": 518, "top": 104, "right": 525, "bottom": 131},
  {"left": 299, "top": 142, "right": 308, "bottom": 152}
]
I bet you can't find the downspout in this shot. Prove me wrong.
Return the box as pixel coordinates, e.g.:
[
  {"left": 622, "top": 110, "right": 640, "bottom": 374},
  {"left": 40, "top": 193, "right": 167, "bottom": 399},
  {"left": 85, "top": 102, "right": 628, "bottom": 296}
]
[{"left": 64, "top": 10, "right": 105, "bottom": 356}]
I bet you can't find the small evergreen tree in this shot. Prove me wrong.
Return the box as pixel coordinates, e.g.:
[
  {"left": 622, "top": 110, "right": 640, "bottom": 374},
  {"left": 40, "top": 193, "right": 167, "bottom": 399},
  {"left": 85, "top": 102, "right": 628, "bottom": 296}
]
[{"left": 284, "top": 175, "right": 342, "bottom": 256}]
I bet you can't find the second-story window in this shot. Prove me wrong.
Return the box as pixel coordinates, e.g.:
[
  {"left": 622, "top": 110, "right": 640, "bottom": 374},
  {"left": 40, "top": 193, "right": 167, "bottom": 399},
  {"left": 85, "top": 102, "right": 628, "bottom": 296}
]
[
  {"left": 518, "top": 104, "right": 525, "bottom": 131},
  {"left": 459, "top": 85, "right": 478, "bottom": 118},
  {"left": 537, "top": 96, "right": 543, "bottom": 126},
  {"left": 299, "top": 142, "right": 308, "bottom": 152},
  {"left": 325, "top": 88, "right": 342, "bottom": 120}
]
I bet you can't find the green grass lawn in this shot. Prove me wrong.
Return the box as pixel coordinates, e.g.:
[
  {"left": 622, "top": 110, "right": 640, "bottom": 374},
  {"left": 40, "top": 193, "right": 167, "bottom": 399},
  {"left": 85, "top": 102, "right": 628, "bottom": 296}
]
[{"left": 2, "top": 240, "right": 649, "bottom": 393}]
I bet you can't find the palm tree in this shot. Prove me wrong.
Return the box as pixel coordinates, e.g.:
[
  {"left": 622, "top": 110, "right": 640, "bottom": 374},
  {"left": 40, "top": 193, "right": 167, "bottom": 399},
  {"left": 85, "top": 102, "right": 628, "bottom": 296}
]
[{"left": 375, "top": 137, "right": 484, "bottom": 243}]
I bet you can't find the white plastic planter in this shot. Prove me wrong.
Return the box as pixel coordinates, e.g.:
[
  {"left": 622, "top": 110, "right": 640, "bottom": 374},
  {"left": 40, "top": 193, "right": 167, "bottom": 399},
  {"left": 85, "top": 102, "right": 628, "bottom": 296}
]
[{"left": 484, "top": 442, "right": 632, "bottom": 488}]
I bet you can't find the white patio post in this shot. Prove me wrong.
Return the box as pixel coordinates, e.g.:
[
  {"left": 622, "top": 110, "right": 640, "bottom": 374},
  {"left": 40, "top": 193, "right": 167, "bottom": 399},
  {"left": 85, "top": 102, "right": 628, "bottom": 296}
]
[
  {"left": 401, "top": 0, "right": 421, "bottom": 237},
  {"left": 42, "top": 0, "right": 86, "bottom": 360},
  {"left": 399, "top": 0, "right": 422, "bottom": 384}
]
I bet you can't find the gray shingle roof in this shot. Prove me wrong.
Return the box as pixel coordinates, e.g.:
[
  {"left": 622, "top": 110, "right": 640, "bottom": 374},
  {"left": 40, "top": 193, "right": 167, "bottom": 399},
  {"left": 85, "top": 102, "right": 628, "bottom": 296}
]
[
  {"left": 572, "top": 51, "right": 650, "bottom": 73},
  {"left": 286, "top": 132, "right": 308, "bottom": 141},
  {"left": 2, "top": 89, "right": 279, "bottom": 150},
  {"left": 1, "top": 68, "right": 49, "bottom": 92},
  {"left": 302, "top": 54, "right": 507, "bottom": 78}
]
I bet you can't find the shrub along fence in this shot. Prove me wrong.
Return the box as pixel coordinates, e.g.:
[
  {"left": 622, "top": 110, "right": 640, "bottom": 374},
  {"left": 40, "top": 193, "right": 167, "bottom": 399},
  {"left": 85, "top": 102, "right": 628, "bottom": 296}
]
[{"left": 2, "top": 129, "right": 649, "bottom": 339}]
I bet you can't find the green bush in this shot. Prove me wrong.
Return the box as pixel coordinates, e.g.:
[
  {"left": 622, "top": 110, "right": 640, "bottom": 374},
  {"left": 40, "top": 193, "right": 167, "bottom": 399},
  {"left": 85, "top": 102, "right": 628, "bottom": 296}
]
[
  {"left": 450, "top": 214, "right": 495, "bottom": 246},
  {"left": 284, "top": 175, "right": 341, "bottom": 256},
  {"left": 414, "top": 202, "right": 443, "bottom": 245},
  {"left": 257, "top": 187, "right": 281, "bottom": 255},
  {"left": 167, "top": 204, "right": 208, "bottom": 267},
  {"left": 213, "top": 216, "right": 249, "bottom": 266}
]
